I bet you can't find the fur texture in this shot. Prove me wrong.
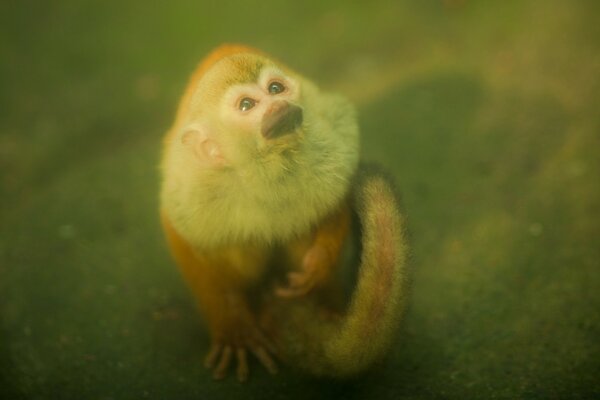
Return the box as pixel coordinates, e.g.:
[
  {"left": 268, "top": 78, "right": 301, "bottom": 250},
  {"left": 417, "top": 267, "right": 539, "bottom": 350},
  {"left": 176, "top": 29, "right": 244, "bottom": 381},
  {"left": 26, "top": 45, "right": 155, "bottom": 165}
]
[{"left": 159, "top": 45, "right": 409, "bottom": 380}]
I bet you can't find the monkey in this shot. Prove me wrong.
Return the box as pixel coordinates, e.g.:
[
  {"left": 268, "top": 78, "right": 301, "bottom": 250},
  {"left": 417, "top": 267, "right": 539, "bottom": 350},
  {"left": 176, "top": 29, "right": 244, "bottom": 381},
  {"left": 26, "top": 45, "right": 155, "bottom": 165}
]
[{"left": 159, "top": 44, "right": 409, "bottom": 381}]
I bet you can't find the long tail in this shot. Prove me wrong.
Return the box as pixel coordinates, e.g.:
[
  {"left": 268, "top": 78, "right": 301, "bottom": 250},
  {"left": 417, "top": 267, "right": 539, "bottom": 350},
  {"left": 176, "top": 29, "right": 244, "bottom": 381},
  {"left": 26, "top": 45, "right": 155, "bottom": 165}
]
[{"left": 271, "top": 167, "right": 410, "bottom": 377}]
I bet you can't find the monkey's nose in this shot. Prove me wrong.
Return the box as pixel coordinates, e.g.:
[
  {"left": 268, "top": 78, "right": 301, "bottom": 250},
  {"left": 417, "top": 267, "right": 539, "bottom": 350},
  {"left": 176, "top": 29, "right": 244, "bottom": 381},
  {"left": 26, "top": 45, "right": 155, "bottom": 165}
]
[{"left": 261, "top": 101, "right": 303, "bottom": 139}]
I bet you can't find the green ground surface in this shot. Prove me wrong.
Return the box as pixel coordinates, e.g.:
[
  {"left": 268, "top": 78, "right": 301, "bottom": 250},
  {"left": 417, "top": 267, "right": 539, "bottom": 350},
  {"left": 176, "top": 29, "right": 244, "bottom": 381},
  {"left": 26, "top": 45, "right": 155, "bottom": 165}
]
[{"left": 1, "top": 1, "right": 599, "bottom": 399}]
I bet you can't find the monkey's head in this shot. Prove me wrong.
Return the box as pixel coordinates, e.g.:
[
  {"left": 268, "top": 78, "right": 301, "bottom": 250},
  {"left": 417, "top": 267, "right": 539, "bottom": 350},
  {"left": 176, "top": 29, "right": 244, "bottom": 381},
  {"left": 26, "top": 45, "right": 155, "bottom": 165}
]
[
  {"left": 169, "top": 47, "right": 359, "bottom": 176},
  {"left": 162, "top": 46, "right": 359, "bottom": 245}
]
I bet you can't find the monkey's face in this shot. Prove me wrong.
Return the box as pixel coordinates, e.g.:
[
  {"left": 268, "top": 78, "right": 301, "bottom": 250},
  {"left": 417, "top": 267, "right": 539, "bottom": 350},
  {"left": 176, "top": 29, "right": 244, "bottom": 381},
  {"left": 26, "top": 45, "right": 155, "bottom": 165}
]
[
  {"left": 219, "top": 60, "right": 303, "bottom": 141},
  {"left": 180, "top": 54, "right": 312, "bottom": 169}
]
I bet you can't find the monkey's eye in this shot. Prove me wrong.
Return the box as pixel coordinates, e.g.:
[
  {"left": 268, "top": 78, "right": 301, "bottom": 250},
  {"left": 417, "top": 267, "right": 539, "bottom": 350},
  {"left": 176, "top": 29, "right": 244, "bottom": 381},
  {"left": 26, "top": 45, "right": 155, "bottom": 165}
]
[
  {"left": 268, "top": 81, "right": 285, "bottom": 95},
  {"left": 239, "top": 97, "right": 256, "bottom": 111}
]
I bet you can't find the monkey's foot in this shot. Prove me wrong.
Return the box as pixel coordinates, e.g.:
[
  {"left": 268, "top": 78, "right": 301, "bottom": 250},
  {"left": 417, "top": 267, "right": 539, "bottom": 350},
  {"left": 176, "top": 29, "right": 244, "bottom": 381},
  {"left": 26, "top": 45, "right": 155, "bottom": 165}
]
[
  {"left": 204, "top": 318, "right": 278, "bottom": 382},
  {"left": 276, "top": 244, "right": 331, "bottom": 298}
]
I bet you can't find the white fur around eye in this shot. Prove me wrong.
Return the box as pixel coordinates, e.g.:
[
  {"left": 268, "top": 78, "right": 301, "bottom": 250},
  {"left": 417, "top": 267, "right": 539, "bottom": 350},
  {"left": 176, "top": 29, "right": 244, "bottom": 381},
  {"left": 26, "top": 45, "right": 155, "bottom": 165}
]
[
  {"left": 258, "top": 67, "right": 297, "bottom": 96},
  {"left": 223, "top": 84, "right": 263, "bottom": 111}
]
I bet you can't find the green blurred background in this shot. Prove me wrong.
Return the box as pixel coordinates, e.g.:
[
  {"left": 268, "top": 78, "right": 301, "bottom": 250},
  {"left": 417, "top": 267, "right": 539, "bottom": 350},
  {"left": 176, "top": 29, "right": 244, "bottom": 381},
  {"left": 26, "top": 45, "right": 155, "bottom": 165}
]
[{"left": 1, "top": 0, "right": 598, "bottom": 398}]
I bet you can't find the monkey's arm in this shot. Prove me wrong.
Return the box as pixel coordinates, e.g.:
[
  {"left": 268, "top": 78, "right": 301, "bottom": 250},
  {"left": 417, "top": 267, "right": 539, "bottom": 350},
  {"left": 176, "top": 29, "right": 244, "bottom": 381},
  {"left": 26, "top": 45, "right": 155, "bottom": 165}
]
[
  {"left": 277, "top": 202, "right": 351, "bottom": 297},
  {"left": 160, "top": 212, "right": 278, "bottom": 381}
]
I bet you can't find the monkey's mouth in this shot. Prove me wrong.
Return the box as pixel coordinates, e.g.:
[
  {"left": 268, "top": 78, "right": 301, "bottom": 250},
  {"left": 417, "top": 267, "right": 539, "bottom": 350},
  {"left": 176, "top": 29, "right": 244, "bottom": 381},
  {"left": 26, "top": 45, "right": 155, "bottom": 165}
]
[{"left": 261, "top": 100, "right": 304, "bottom": 140}]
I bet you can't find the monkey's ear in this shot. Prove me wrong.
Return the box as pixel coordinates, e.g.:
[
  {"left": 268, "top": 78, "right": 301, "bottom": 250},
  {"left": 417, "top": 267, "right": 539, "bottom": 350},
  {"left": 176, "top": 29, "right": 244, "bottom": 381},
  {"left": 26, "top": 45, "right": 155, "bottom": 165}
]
[{"left": 181, "top": 127, "right": 226, "bottom": 167}]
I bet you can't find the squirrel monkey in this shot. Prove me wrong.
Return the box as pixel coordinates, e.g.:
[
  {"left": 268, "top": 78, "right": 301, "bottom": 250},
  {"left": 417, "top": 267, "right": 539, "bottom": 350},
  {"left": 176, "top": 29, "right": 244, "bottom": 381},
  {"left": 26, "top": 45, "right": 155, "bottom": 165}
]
[{"left": 160, "top": 44, "right": 409, "bottom": 381}]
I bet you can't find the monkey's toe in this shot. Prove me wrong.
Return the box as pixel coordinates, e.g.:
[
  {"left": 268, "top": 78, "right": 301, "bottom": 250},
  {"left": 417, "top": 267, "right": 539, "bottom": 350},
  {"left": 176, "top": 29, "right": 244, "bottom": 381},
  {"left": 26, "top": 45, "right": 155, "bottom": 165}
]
[{"left": 204, "top": 318, "right": 279, "bottom": 381}]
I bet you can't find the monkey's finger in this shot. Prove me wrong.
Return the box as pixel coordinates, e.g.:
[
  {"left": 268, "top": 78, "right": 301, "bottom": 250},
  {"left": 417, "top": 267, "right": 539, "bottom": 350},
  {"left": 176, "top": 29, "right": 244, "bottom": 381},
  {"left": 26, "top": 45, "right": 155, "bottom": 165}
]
[
  {"left": 275, "top": 280, "right": 314, "bottom": 298},
  {"left": 275, "top": 271, "right": 314, "bottom": 297},
  {"left": 236, "top": 348, "right": 249, "bottom": 382},
  {"left": 250, "top": 345, "right": 278, "bottom": 375},
  {"left": 204, "top": 343, "right": 222, "bottom": 368},
  {"left": 250, "top": 326, "right": 279, "bottom": 357},
  {"left": 213, "top": 345, "right": 233, "bottom": 380},
  {"left": 275, "top": 286, "right": 303, "bottom": 297},
  {"left": 287, "top": 272, "right": 310, "bottom": 286}
]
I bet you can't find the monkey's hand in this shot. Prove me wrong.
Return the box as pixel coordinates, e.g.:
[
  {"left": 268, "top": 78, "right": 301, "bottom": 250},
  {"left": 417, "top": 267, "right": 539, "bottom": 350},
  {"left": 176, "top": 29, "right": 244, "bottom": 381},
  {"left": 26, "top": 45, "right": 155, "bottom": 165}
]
[
  {"left": 204, "top": 295, "right": 278, "bottom": 382},
  {"left": 276, "top": 244, "right": 332, "bottom": 298},
  {"left": 277, "top": 205, "right": 350, "bottom": 298}
]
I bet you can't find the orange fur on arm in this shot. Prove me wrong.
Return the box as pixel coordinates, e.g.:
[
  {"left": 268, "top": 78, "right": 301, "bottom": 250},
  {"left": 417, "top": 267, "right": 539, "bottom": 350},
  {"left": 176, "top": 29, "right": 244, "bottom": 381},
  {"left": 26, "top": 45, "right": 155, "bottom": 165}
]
[
  {"left": 280, "top": 201, "right": 352, "bottom": 297},
  {"left": 160, "top": 211, "right": 226, "bottom": 331}
]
